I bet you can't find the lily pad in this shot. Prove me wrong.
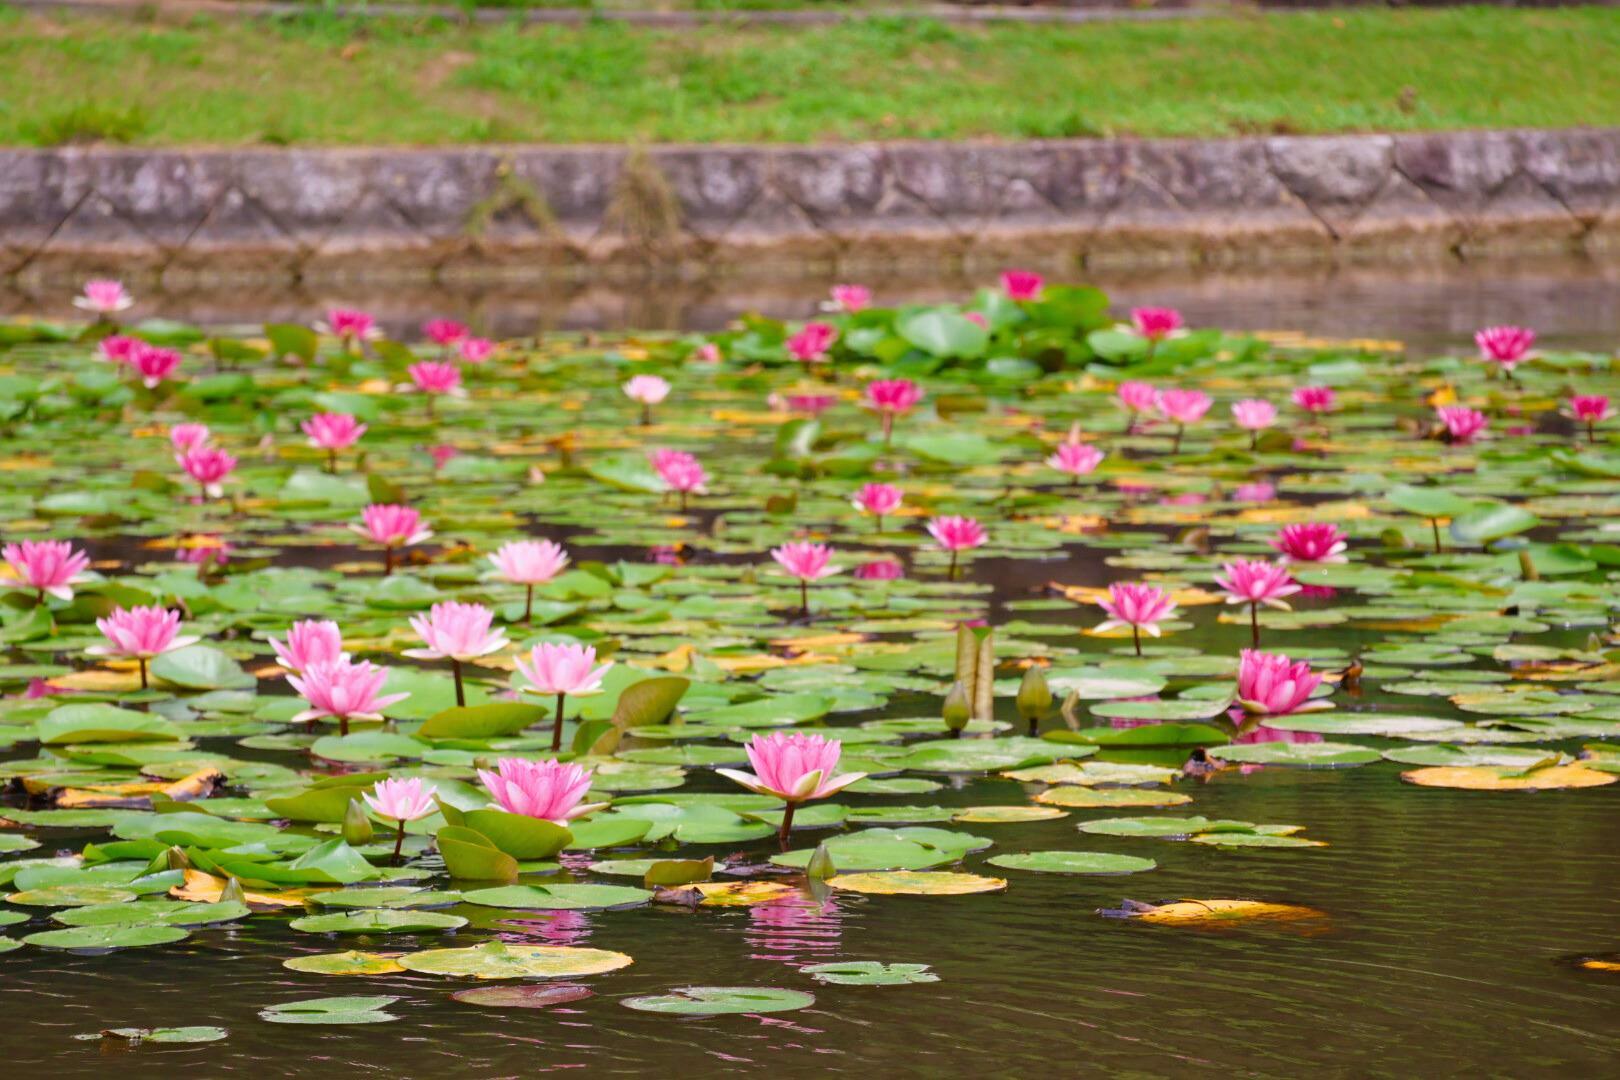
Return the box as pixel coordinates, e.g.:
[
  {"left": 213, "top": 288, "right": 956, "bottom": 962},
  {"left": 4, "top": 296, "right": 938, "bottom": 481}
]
[
  {"left": 621, "top": 986, "right": 814, "bottom": 1015},
  {"left": 985, "top": 851, "right": 1156, "bottom": 875},
  {"left": 801, "top": 961, "right": 939, "bottom": 986},
  {"left": 399, "top": 940, "right": 633, "bottom": 979}
]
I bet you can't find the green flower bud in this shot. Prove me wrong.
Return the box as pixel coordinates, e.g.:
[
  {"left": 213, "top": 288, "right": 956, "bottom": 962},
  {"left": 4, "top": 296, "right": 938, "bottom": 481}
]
[{"left": 343, "top": 798, "right": 375, "bottom": 846}]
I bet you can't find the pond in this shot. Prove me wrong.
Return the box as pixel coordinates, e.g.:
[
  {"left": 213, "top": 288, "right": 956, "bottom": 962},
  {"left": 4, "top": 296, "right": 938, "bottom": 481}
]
[{"left": 0, "top": 270, "right": 1616, "bottom": 1075}]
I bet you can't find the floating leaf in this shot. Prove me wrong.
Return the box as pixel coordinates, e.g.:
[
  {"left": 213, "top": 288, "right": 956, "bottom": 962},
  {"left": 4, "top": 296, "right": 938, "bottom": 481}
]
[
  {"left": 282, "top": 951, "right": 406, "bottom": 976},
  {"left": 801, "top": 961, "right": 939, "bottom": 986},
  {"left": 399, "top": 941, "right": 633, "bottom": 979},
  {"left": 621, "top": 986, "right": 815, "bottom": 1015},
  {"left": 986, "top": 851, "right": 1156, "bottom": 875},
  {"left": 828, "top": 871, "right": 1006, "bottom": 896}
]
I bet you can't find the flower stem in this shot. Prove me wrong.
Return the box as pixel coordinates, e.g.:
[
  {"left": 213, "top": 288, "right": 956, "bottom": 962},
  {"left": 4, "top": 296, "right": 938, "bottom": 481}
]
[
  {"left": 1431, "top": 518, "right": 1443, "bottom": 554},
  {"left": 1172, "top": 423, "right": 1185, "bottom": 455},
  {"left": 778, "top": 802, "right": 797, "bottom": 852},
  {"left": 523, "top": 583, "right": 534, "bottom": 624},
  {"left": 1132, "top": 625, "right": 1142, "bottom": 657},
  {"left": 138, "top": 657, "right": 148, "bottom": 690},
  {"left": 1249, "top": 602, "right": 1260, "bottom": 648},
  {"left": 882, "top": 415, "right": 893, "bottom": 446},
  {"left": 799, "top": 578, "right": 809, "bottom": 619},
  {"left": 392, "top": 820, "right": 406, "bottom": 866},
  {"left": 641, "top": 403, "right": 651, "bottom": 427},
  {"left": 947, "top": 550, "right": 958, "bottom": 580},
  {"left": 383, "top": 546, "right": 395, "bottom": 576},
  {"left": 340, "top": 714, "right": 350, "bottom": 737},
  {"left": 327, "top": 448, "right": 337, "bottom": 474},
  {"left": 551, "top": 692, "right": 567, "bottom": 752},
  {"left": 451, "top": 658, "right": 465, "bottom": 707}
]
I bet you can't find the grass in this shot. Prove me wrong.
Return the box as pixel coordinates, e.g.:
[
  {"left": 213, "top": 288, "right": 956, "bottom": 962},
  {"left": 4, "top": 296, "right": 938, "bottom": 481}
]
[{"left": 0, "top": 7, "right": 1616, "bottom": 146}]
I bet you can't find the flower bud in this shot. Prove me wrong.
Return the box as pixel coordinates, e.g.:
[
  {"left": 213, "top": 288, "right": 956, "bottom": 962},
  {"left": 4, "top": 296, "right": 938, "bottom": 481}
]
[
  {"left": 1016, "top": 667, "right": 1053, "bottom": 736},
  {"left": 942, "top": 681, "right": 971, "bottom": 736},
  {"left": 343, "top": 798, "right": 375, "bottom": 846}
]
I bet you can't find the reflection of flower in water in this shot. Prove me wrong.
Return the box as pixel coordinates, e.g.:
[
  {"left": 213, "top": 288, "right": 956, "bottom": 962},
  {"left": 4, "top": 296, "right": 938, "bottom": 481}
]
[
  {"left": 1232, "top": 724, "right": 1324, "bottom": 745},
  {"left": 498, "top": 909, "right": 593, "bottom": 946},
  {"left": 745, "top": 897, "right": 843, "bottom": 966}
]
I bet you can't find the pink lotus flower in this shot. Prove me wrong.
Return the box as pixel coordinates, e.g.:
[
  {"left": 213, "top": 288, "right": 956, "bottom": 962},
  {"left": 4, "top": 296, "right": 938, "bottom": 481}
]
[
  {"left": 516, "top": 642, "right": 614, "bottom": 750},
  {"left": 718, "top": 732, "right": 866, "bottom": 849},
  {"left": 1215, "top": 558, "right": 1300, "bottom": 647},
  {"left": 318, "top": 308, "right": 379, "bottom": 349},
  {"left": 1270, "top": 523, "right": 1348, "bottom": 563},
  {"left": 1000, "top": 270, "right": 1044, "bottom": 302},
  {"left": 269, "top": 619, "right": 345, "bottom": 673},
  {"left": 99, "top": 335, "right": 139, "bottom": 365},
  {"left": 1118, "top": 381, "right": 1158, "bottom": 415},
  {"left": 302, "top": 412, "right": 367, "bottom": 452},
  {"left": 459, "top": 337, "right": 495, "bottom": 364},
  {"left": 1567, "top": 394, "right": 1614, "bottom": 442},
  {"left": 490, "top": 539, "right": 570, "bottom": 623},
  {"left": 177, "top": 445, "right": 237, "bottom": 499},
  {"left": 927, "top": 515, "right": 987, "bottom": 579},
  {"left": 852, "top": 482, "right": 903, "bottom": 530},
  {"left": 787, "top": 322, "right": 837, "bottom": 365},
  {"left": 624, "top": 374, "right": 671, "bottom": 424},
  {"left": 1095, "top": 582, "right": 1177, "bottom": 653},
  {"left": 407, "top": 361, "right": 463, "bottom": 399},
  {"left": 74, "top": 279, "right": 134, "bottom": 315},
  {"left": 652, "top": 449, "right": 708, "bottom": 509},
  {"left": 131, "top": 344, "right": 182, "bottom": 389},
  {"left": 1156, "top": 388, "right": 1212, "bottom": 425},
  {"left": 830, "top": 284, "right": 871, "bottom": 312},
  {"left": 3, "top": 539, "right": 91, "bottom": 601},
  {"left": 478, "top": 758, "right": 605, "bottom": 824},
  {"left": 430, "top": 444, "right": 460, "bottom": 470},
  {"left": 1230, "top": 399, "right": 1277, "bottom": 448},
  {"left": 864, "top": 378, "right": 922, "bottom": 415},
  {"left": 692, "top": 342, "right": 722, "bottom": 365},
  {"left": 364, "top": 776, "right": 439, "bottom": 863},
  {"left": 88, "top": 605, "right": 200, "bottom": 688},
  {"left": 363, "top": 776, "right": 439, "bottom": 821},
  {"left": 1233, "top": 482, "right": 1276, "bottom": 503},
  {"left": 490, "top": 539, "right": 570, "bottom": 586},
  {"left": 1475, "top": 325, "right": 1535, "bottom": 370},
  {"left": 289, "top": 657, "right": 409, "bottom": 735},
  {"left": 1436, "top": 405, "right": 1488, "bottom": 445},
  {"left": 1047, "top": 441, "right": 1105, "bottom": 481},
  {"left": 422, "top": 319, "right": 468, "bottom": 347},
  {"left": 169, "top": 423, "right": 211, "bottom": 454},
  {"left": 783, "top": 393, "right": 838, "bottom": 415},
  {"left": 1237, "top": 649, "right": 1327, "bottom": 716},
  {"left": 352, "top": 504, "right": 432, "bottom": 573},
  {"left": 772, "top": 541, "right": 839, "bottom": 616},
  {"left": 1130, "top": 306, "right": 1183, "bottom": 341},
  {"left": 854, "top": 559, "right": 904, "bottom": 581},
  {"left": 406, "top": 601, "right": 508, "bottom": 663},
  {"left": 1292, "top": 386, "right": 1337, "bottom": 414}
]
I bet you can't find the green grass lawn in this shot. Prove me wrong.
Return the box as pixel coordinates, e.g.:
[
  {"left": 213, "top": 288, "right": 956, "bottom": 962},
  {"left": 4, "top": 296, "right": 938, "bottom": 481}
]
[{"left": 0, "top": 6, "right": 1616, "bottom": 146}]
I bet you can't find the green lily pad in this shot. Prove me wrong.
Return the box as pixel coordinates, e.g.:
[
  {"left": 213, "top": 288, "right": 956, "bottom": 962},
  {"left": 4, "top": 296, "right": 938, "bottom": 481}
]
[
  {"left": 801, "top": 961, "right": 939, "bottom": 986},
  {"left": 621, "top": 986, "right": 814, "bottom": 1016},
  {"left": 23, "top": 924, "right": 190, "bottom": 951},
  {"left": 288, "top": 909, "right": 468, "bottom": 934},
  {"left": 985, "top": 851, "right": 1156, "bottom": 874},
  {"left": 459, "top": 883, "right": 651, "bottom": 910},
  {"left": 398, "top": 940, "right": 633, "bottom": 979}
]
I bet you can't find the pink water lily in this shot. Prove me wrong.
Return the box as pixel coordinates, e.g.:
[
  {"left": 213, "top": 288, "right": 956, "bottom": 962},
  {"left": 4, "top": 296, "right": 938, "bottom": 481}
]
[
  {"left": 352, "top": 504, "right": 432, "bottom": 574},
  {"left": 1436, "top": 405, "right": 1488, "bottom": 445},
  {"left": 406, "top": 601, "right": 508, "bottom": 706},
  {"left": 131, "top": 344, "right": 182, "bottom": 389},
  {"left": 98, "top": 335, "right": 139, "bottom": 365},
  {"left": 169, "top": 423, "right": 212, "bottom": 454},
  {"left": 302, "top": 413, "right": 367, "bottom": 472},
  {"left": 3, "top": 539, "right": 91, "bottom": 602},
  {"left": 479, "top": 758, "right": 605, "bottom": 824},
  {"left": 927, "top": 515, "right": 987, "bottom": 579},
  {"left": 1095, "top": 582, "right": 1177, "bottom": 654},
  {"left": 516, "top": 642, "right": 614, "bottom": 750},
  {"left": 1231, "top": 399, "right": 1277, "bottom": 448},
  {"left": 652, "top": 449, "right": 708, "bottom": 510},
  {"left": 787, "top": 322, "right": 837, "bottom": 365},
  {"left": 459, "top": 337, "right": 495, "bottom": 364},
  {"left": 1234, "top": 481, "right": 1276, "bottom": 503},
  {"left": 88, "top": 605, "right": 200, "bottom": 688},
  {"left": 1237, "top": 649, "right": 1329, "bottom": 716},
  {"left": 782, "top": 392, "right": 838, "bottom": 416},
  {"left": 623, "top": 374, "right": 671, "bottom": 424},
  {"left": 1475, "top": 325, "right": 1534, "bottom": 371},
  {"left": 864, "top": 378, "right": 923, "bottom": 444},
  {"left": 854, "top": 558, "right": 904, "bottom": 581},
  {"left": 1156, "top": 389, "right": 1211, "bottom": 452},
  {"left": 1117, "top": 380, "right": 1158, "bottom": 434},
  {"left": 422, "top": 319, "right": 468, "bottom": 347},
  {"left": 1292, "top": 386, "right": 1337, "bottom": 414},
  {"left": 289, "top": 657, "right": 409, "bottom": 736},
  {"left": 489, "top": 539, "right": 570, "bottom": 623},
  {"left": 75, "top": 279, "right": 134, "bottom": 315},
  {"left": 1000, "top": 270, "right": 1044, "bottom": 302},
  {"left": 407, "top": 361, "right": 464, "bottom": 413},
  {"left": 1131, "top": 306, "right": 1183, "bottom": 341},
  {"left": 318, "top": 308, "right": 379, "bottom": 352},
  {"left": 1566, "top": 394, "right": 1614, "bottom": 443},
  {"left": 771, "top": 541, "right": 840, "bottom": 617},
  {"left": 177, "top": 445, "right": 237, "bottom": 499},
  {"left": 692, "top": 342, "right": 722, "bottom": 365},
  {"left": 1271, "top": 523, "right": 1348, "bottom": 563},
  {"left": 269, "top": 619, "right": 346, "bottom": 673},
  {"left": 718, "top": 732, "right": 867, "bottom": 850},
  {"left": 364, "top": 776, "right": 440, "bottom": 864},
  {"left": 1215, "top": 558, "right": 1300, "bottom": 647},
  {"left": 830, "top": 284, "right": 871, "bottom": 312},
  {"left": 852, "top": 482, "right": 903, "bottom": 531},
  {"left": 1047, "top": 441, "right": 1105, "bottom": 482}
]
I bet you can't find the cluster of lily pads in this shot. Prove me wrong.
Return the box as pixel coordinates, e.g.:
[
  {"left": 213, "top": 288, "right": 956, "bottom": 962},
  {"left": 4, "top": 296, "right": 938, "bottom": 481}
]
[{"left": 1, "top": 273, "right": 1617, "bottom": 1039}]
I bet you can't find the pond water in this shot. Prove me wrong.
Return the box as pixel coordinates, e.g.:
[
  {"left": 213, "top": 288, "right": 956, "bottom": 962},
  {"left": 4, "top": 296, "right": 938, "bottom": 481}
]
[{"left": 0, "top": 268, "right": 1616, "bottom": 1076}]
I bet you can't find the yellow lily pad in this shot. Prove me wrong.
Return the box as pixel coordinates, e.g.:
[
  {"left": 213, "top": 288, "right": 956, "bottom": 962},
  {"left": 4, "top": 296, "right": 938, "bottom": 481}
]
[
  {"left": 1107, "top": 898, "right": 1328, "bottom": 926},
  {"left": 952, "top": 805, "right": 1068, "bottom": 824},
  {"left": 828, "top": 871, "right": 1007, "bottom": 896},
  {"left": 1035, "top": 787, "right": 1192, "bottom": 809},
  {"left": 654, "top": 881, "right": 799, "bottom": 907},
  {"left": 1401, "top": 765, "right": 1616, "bottom": 791},
  {"left": 282, "top": 951, "right": 406, "bottom": 976}
]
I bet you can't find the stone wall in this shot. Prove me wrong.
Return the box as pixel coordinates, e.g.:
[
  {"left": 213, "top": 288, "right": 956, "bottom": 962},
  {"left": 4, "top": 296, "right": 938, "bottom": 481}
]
[{"left": 2, "top": 129, "right": 1617, "bottom": 285}]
